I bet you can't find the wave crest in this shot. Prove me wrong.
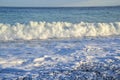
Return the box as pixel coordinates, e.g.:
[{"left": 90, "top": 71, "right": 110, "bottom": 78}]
[{"left": 0, "top": 21, "right": 120, "bottom": 41}]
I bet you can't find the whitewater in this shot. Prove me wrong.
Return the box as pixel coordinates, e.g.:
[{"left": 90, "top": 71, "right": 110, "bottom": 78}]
[{"left": 0, "top": 21, "right": 120, "bottom": 41}]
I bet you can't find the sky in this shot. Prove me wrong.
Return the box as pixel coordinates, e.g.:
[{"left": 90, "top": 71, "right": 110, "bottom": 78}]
[{"left": 0, "top": 0, "right": 120, "bottom": 7}]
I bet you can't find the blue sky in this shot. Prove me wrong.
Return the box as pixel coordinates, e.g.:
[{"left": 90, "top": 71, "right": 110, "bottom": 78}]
[{"left": 0, "top": 0, "right": 120, "bottom": 7}]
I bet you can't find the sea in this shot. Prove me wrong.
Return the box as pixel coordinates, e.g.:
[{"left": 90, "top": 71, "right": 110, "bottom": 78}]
[{"left": 0, "top": 6, "right": 120, "bottom": 79}]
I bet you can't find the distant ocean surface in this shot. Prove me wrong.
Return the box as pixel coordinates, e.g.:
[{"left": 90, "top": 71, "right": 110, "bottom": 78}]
[{"left": 0, "top": 6, "right": 120, "bottom": 41}]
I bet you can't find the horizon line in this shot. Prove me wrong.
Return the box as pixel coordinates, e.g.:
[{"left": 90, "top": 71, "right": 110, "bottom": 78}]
[{"left": 0, "top": 5, "right": 120, "bottom": 8}]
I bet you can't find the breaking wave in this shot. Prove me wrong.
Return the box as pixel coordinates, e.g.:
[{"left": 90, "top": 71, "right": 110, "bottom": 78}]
[{"left": 0, "top": 21, "right": 120, "bottom": 41}]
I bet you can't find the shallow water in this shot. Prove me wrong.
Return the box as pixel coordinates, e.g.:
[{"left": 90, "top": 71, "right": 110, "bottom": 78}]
[{"left": 0, "top": 37, "right": 120, "bottom": 79}]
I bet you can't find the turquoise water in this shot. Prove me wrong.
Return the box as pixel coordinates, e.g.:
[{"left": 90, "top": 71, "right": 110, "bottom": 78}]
[{"left": 0, "top": 6, "right": 120, "bottom": 24}]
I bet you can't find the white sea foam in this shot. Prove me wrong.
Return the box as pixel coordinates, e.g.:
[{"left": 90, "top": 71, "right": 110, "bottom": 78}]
[{"left": 0, "top": 21, "right": 120, "bottom": 41}]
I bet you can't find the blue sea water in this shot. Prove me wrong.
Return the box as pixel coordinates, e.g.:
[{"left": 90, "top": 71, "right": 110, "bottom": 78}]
[
  {"left": 0, "top": 7, "right": 120, "bottom": 79},
  {"left": 0, "top": 6, "right": 120, "bottom": 24}
]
